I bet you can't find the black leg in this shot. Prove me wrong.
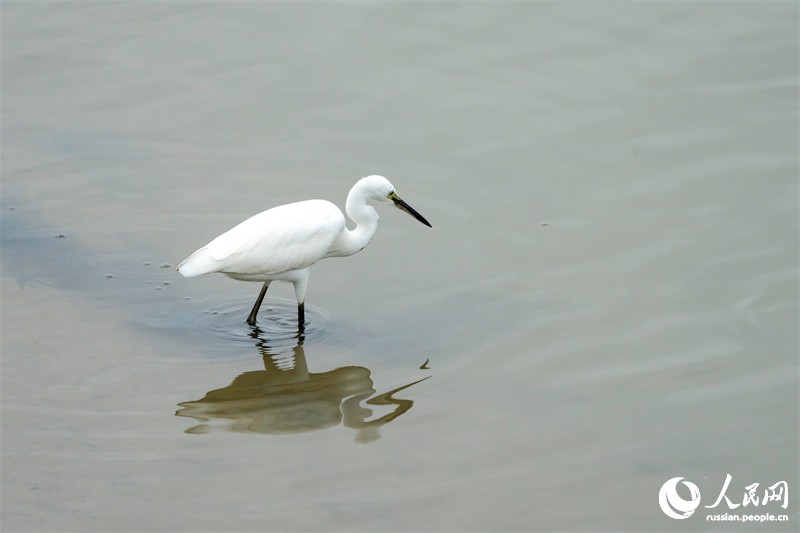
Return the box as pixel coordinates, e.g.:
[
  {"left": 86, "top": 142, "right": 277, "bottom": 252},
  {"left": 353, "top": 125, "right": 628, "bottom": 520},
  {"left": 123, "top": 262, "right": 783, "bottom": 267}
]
[
  {"left": 298, "top": 302, "right": 305, "bottom": 331},
  {"left": 247, "top": 282, "right": 269, "bottom": 326}
]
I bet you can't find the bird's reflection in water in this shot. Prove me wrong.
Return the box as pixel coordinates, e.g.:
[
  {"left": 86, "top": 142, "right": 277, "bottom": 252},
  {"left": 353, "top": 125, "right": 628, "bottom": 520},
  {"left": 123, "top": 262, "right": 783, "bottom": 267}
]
[{"left": 176, "top": 328, "right": 430, "bottom": 443}]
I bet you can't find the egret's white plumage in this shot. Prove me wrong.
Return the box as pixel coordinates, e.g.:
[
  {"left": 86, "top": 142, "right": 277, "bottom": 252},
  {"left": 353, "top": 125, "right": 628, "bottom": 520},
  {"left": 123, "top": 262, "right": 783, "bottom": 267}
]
[
  {"left": 178, "top": 175, "right": 431, "bottom": 328},
  {"left": 177, "top": 200, "right": 345, "bottom": 279}
]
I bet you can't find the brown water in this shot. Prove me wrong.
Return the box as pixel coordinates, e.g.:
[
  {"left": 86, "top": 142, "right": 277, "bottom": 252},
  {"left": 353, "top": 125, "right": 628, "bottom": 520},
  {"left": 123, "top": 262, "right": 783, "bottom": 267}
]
[{"left": 2, "top": 3, "right": 797, "bottom": 531}]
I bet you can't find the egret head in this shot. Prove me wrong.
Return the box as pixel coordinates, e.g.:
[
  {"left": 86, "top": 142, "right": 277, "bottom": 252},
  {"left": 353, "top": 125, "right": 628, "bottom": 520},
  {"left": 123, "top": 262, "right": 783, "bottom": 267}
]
[{"left": 359, "top": 175, "right": 432, "bottom": 228}]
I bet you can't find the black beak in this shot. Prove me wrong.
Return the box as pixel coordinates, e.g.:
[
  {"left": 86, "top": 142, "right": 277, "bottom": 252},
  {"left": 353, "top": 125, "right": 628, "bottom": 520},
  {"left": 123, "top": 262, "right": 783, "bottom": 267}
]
[{"left": 394, "top": 197, "right": 432, "bottom": 227}]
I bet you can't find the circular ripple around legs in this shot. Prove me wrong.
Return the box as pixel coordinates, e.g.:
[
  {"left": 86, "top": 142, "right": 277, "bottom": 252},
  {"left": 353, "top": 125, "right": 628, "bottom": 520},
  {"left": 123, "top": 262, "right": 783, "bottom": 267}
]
[
  {"left": 186, "top": 296, "right": 332, "bottom": 348},
  {"left": 184, "top": 295, "right": 370, "bottom": 356},
  {"left": 141, "top": 293, "right": 371, "bottom": 368}
]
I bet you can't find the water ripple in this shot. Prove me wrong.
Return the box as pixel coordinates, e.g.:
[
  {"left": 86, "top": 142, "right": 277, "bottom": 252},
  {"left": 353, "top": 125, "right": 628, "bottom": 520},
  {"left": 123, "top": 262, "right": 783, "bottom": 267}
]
[{"left": 141, "top": 293, "right": 369, "bottom": 366}]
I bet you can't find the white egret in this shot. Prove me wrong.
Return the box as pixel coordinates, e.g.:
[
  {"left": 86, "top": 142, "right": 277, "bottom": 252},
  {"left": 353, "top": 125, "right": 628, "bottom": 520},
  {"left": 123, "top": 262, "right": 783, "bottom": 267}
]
[{"left": 177, "top": 175, "right": 431, "bottom": 328}]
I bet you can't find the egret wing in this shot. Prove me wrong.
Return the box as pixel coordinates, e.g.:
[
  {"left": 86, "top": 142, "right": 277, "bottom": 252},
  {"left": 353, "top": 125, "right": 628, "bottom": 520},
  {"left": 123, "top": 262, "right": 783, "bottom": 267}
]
[{"left": 179, "top": 200, "right": 345, "bottom": 277}]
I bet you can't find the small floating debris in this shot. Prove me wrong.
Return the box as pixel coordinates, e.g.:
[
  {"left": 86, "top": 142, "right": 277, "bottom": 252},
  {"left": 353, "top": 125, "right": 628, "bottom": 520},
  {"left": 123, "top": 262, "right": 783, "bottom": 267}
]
[
  {"left": 420, "top": 358, "right": 431, "bottom": 370},
  {"left": 163, "top": 281, "right": 170, "bottom": 285},
  {"left": 105, "top": 274, "right": 114, "bottom": 279},
  {"left": 184, "top": 297, "right": 191, "bottom": 300},
  {"left": 9, "top": 206, "right": 15, "bottom": 210},
  {"left": 159, "top": 263, "right": 171, "bottom": 269},
  {"left": 156, "top": 287, "right": 162, "bottom": 291},
  {"left": 144, "top": 262, "right": 151, "bottom": 266},
  {"left": 54, "top": 233, "right": 66, "bottom": 238},
  {"left": 539, "top": 221, "right": 550, "bottom": 227}
]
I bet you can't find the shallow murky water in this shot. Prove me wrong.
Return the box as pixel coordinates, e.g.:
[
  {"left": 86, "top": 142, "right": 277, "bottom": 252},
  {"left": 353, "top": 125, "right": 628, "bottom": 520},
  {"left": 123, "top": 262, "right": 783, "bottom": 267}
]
[{"left": 2, "top": 3, "right": 797, "bottom": 531}]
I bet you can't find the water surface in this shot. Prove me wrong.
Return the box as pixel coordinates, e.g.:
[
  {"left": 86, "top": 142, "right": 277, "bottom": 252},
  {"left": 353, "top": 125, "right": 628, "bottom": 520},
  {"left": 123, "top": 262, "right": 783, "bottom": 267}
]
[{"left": 2, "top": 2, "right": 797, "bottom": 531}]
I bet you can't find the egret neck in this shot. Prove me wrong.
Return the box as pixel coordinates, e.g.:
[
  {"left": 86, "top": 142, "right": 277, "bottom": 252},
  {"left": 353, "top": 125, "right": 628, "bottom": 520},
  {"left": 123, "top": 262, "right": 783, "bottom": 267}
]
[{"left": 328, "top": 184, "right": 381, "bottom": 257}]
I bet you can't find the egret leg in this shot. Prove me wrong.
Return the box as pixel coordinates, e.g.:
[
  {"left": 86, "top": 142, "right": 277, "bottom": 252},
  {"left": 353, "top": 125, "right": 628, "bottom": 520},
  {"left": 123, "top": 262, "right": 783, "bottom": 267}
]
[
  {"left": 298, "top": 302, "right": 305, "bottom": 331},
  {"left": 247, "top": 282, "right": 270, "bottom": 326},
  {"left": 292, "top": 268, "right": 310, "bottom": 332}
]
